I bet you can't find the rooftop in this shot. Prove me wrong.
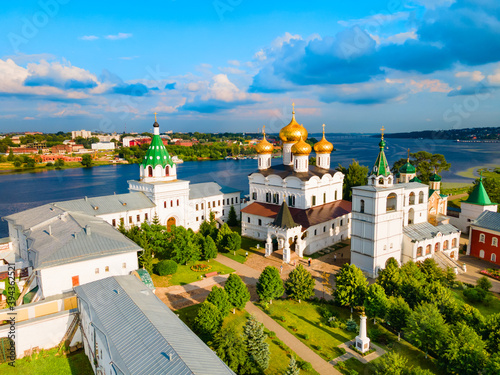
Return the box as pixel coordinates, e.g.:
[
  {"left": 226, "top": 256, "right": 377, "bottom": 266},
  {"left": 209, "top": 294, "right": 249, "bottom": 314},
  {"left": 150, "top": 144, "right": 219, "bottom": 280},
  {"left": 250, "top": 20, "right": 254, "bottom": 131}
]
[
  {"left": 403, "top": 222, "right": 460, "bottom": 242},
  {"left": 189, "top": 182, "right": 240, "bottom": 200},
  {"left": 472, "top": 211, "right": 500, "bottom": 232},
  {"left": 250, "top": 164, "right": 339, "bottom": 181},
  {"left": 75, "top": 275, "right": 235, "bottom": 375},
  {"left": 463, "top": 178, "right": 495, "bottom": 206}
]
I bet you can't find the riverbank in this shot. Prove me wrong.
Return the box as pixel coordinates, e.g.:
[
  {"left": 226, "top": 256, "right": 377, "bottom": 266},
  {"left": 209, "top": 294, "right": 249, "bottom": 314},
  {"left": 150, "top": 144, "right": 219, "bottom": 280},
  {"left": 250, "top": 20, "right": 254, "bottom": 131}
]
[{"left": 0, "top": 160, "right": 116, "bottom": 175}]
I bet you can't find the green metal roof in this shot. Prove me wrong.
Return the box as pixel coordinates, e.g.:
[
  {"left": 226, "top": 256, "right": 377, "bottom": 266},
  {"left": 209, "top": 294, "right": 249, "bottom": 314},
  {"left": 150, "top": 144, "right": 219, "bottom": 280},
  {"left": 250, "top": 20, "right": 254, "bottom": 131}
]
[
  {"left": 371, "top": 139, "right": 391, "bottom": 177},
  {"left": 410, "top": 176, "right": 422, "bottom": 183},
  {"left": 429, "top": 173, "right": 442, "bottom": 182},
  {"left": 399, "top": 161, "right": 416, "bottom": 174},
  {"left": 463, "top": 177, "right": 494, "bottom": 206},
  {"left": 141, "top": 132, "right": 174, "bottom": 169}
]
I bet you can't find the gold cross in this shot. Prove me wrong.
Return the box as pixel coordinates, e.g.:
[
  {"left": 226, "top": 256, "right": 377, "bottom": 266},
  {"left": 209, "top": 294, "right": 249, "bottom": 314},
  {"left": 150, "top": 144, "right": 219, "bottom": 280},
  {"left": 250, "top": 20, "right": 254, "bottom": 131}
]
[
  {"left": 262, "top": 125, "right": 266, "bottom": 136},
  {"left": 380, "top": 126, "right": 385, "bottom": 139},
  {"left": 154, "top": 112, "right": 157, "bottom": 122},
  {"left": 407, "top": 148, "right": 410, "bottom": 160},
  {"left": 322, "top": 124, "right": 325, "bottom": 136},
  {"left": 292, "top": 102, "right": 295, "bottom": 114}
]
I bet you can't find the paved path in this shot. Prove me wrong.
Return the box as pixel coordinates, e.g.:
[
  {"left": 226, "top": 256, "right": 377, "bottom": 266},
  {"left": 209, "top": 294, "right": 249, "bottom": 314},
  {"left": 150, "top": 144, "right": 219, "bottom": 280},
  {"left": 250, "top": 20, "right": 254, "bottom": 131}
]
[
  {"left": 330, "top": 340, "right": 386, "bottom": 366},
  {"left": 245, "top": 302, "right": 341, "bottom": 375},
  {"left": 457, "top": 255, "right": 500, "bottom": 293}
]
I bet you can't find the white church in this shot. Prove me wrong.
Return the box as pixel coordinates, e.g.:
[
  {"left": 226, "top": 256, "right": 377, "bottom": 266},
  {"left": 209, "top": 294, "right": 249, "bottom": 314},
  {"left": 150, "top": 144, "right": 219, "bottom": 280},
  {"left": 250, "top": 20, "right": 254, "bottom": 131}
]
[
  {"left": 350, "top": 130, "right": 462, "bottom": 278},
  {"left": 241, "top": 105, "right": 351, "bottom": 262}
]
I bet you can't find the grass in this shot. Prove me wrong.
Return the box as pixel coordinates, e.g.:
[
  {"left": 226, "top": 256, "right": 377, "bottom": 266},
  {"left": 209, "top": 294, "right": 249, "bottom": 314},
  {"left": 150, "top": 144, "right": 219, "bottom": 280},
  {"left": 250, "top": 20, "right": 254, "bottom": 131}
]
[
  {"left": 451, "top": 288, "right": 500, "bottom": 316},
  {"left": 220, "top": 235, "right": 265, "bottom": 264},
  {"left": 335, "top": 357, "right": 366, "bottom": 374},
  {"left": 0, "top": 347, "right": 92, "bottom": 374},
  {"left": 259, "top": 299, "right": 356, "bottom": 361},
  {"left": 151, "top": 260, "right": 235, "bottom": 287}
]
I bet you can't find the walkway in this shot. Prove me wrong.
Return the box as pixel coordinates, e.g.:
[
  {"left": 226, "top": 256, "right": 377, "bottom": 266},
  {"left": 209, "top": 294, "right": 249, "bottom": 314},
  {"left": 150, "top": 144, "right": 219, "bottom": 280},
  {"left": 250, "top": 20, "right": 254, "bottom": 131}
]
[
  {"left": 457, "top": 255, "right": 500, "bottom": 293},
  {"left": 329, "top": 340, "right": 386, "bottom": 366}
]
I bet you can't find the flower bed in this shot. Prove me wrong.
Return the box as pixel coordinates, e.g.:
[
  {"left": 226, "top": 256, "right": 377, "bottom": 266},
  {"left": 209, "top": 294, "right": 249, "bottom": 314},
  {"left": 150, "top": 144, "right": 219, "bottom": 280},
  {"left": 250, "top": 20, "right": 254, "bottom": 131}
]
[
  {"left": 480, "top": 269, "right": 500, "bottom": 281},
  {"left": 191, "top": 264, "right": 212, "bottom": 272}
]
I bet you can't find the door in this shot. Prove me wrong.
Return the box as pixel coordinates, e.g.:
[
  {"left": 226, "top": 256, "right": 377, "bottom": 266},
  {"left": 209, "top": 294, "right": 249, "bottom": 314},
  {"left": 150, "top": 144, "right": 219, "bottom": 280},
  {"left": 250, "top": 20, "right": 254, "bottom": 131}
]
[{"left": 167, "top": 217, "right": 176, "bottom": 232}]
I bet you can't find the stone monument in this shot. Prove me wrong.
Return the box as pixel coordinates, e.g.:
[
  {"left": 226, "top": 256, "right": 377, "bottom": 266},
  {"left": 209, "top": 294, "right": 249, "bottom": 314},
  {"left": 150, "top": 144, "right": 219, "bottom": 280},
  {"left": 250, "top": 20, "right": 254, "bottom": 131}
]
[{"left": 355, "top": 313, "right": 370, "bottom": 353}]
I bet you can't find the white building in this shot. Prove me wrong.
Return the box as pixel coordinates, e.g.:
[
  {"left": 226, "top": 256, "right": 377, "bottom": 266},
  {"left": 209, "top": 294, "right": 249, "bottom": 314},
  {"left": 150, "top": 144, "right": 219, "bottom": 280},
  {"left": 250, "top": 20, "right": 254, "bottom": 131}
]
[
  {"left": 350, "top": 131, "right": 461, "bottom": 278},
  {"left": 72, "top": 130, "right": 92, "bottom": 139},
  {"left": 91, "top": 141, "right": 115, "bottom": 150},
  {"left": 241, "top": 108, "right": 351, "bottom": 262}
]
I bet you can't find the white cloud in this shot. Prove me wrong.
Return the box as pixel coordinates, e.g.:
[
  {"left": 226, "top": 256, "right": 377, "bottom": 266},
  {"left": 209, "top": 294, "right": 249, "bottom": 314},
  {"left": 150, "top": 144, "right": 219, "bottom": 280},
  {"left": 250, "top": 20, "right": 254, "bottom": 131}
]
[
  {"left": 23, "top": 117, "right": 35, "bottom": 120},
  {"left": 338, "top": 12, "right": 410, "bottom": 27},
  {"left": 104, "top": 33, "right": 132, "bottom": 40},
  {"left": 202, "top": 74, "right": 259, "bottom": 102},
  {"left": 152, "top": 98, "right": 186, "bottom": 114},
  {"left": 80, "top": 35, "right": 99, "bottom": 41},
  {"left": 271, "top": 32, "right": 302, "bottom": 49},
  {"left": 254, "top": 49, "right": 267, "bottom": 61},
  {"left": 0, "top": 114, "right": 16, "bottom": 119},
  {"left": 411, "top": 0, "right": 455, "bottom": 10},
  {"left": 456, "top": 70, "right": 485, "bottom": 82},
  {"left": 118, "top": 56, "right": 139, "bottom": 60},
  {"left": 385, "top": 30, "right": 418, "bottom": 45},
  {"left": 228, "top": 60, "right": 240, "bottom": 66},
  {"left": 218, "top": 67, "right": 245, "bottom": 75}
]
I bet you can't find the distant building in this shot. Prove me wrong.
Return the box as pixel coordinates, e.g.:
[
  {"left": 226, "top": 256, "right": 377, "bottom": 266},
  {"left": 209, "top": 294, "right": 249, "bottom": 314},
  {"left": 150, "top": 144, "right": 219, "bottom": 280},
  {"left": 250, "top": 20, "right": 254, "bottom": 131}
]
[
  {"left": 72, "top": 130, "right": 92, "bottom": 139},
  {"left": 8, "top": 147, "right": 38, "bottom": 154},
  {"left": 96, "top": 133, "right": 119, "bottom": 142},
  {"left": 75, "top": 275, "right": 235, "bottom": 375},
  {"left": 52, "top": 144, "right": 84, "bottom": 154},
  {"left": 39, "top": 155, "right": 82, "bottom": 162},
  {"left": 174, "top": 140, "right": 194, "bottom": 146},
  {"left": 467, "top": 211, "right": 500, "bottom": 265},
  {"left": 91, "top": 142, "right": 115, "bottom": 150}
]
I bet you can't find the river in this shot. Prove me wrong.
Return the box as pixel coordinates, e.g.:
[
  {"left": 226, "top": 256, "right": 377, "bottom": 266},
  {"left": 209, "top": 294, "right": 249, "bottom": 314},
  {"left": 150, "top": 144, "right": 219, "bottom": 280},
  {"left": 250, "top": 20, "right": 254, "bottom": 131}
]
[{"left": 1, "top": 135, "right": 499, "bottom": 238}]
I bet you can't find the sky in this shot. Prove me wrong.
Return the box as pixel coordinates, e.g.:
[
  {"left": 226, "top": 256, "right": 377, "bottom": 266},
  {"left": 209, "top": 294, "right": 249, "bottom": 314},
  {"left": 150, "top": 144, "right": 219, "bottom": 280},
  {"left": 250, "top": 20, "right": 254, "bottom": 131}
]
[{"left": 0, "top": 0, "right": 500, "bottom": 134}]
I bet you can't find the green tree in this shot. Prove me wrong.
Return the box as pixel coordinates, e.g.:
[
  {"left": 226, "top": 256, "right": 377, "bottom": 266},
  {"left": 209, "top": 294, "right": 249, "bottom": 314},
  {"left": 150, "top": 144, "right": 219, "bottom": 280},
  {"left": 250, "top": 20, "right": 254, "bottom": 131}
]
[
  {"left": 156, "top": 259, "right": 177, "bottom": 276},
  {"left": 376, "top": 257, "right": 402, "bottom": 297},
  {"left": 203, "top": 236, "right": 218, "bottom": 261},
  {"left": 406, "top": 303, "right": 449, "bottom": 357},
  {"left": 441, "top": 322, "right": 488, "bottom": 375},
  {"left": 386, "top": 296, "right": 411, "bottom": 336},
  {"left": 243, "top": 315, "right": 270, "bottom": 372},
  {"left": 227, "top": 205, "right": 238, "bottom": 226},
  {"left": 224, "top": 273, "right": 250, "bottom": 311},
  {"left": 226, "top": 232, "right": 241, "bottom": 252},
  {"left": 477, "top": 276, "right": 492, "bottom": 291},
  {"left": 419, "top": 258, "right": 445, "bottom": 283},
  {"left": 24, "top": 157, "right": 36, "bottom": 168},
  {"left": 13, "top": 160, "right": 22, "bottom": 168},
  {"left": 364, "top": 283, "right": 389, "bottom": 323},
  {"left": 206, "top": 285, "right": 232, "bottom": 318},
  {"left": 139, "top": 246, "right": 154, "bottom": 275},
  {"left": 373, "top": 351, "right": 407, "bottom": 375},
  {"left": 336, "top": 160, "right": 369, "bottom": 201},
  {"left": 211, "top": 327, "right": 248, "bottom": 374},
  {"left": 168, "top": 226, "right": 201, "bottom": 264},
  {"left": 400, "top": 277, "right": 423, "bottom": 309},
  {"left": 285, "top": 264, "right": 315, "bottom": 302},
  {"left": 485, "top": 313, "right": 500, "bottom": 353},
  {"left": 81, "top": 154, "right": 92, "bottom": 167},
  {"left": 284, "top": 356, "right": 300, "bottom": 375},
  {"left": 484, "top": 353, "right": 500, "bottom": 375},
  {"left": 193, "top": 301, "right": 223, "bottom": 342},
  {"left": 54, "top": 158, "right": 65, "bottom": 169},
  {"left": 458, "top": 304, "right": 485, "bottom": 333},
  {"left": 393, "top": 151, "right": 450, "bottom": 183},
  {"left": 216, "top": 223, "right": 233, "bottom": 249},
  {"left": 256, "top": 266, "right": 284, "bottom": 303},
  {"left": 334, "top": 263, "right": 368, "bottom": 308}
]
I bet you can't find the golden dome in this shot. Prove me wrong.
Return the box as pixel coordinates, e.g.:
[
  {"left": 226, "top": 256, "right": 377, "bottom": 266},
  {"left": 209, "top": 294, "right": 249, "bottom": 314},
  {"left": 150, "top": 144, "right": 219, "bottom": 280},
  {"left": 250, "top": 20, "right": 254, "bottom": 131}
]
[
  {"left": 279, "top": 103, "right": 308, "bottom": 142},
  {"left": 314, "top": 124, "right": 334, "bottom": 153},
  {"left": 255, "top": 127, "right": 274, "bottom": 154},
  {"left": 291, "top": 136, "right": 312, "bottom": 155}
]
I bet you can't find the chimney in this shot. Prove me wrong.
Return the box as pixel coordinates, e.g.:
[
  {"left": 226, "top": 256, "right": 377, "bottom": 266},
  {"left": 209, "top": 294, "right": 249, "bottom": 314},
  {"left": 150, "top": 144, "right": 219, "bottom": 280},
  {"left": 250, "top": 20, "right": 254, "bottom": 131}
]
[
  {"left": 48, "top": 225, "right": 52, "bottom": 236},
  {"left": 85, "top": 225, "right": 91, "bottom": 236},
  {"left": 85, "top": 196, "right": 88, "bottom": 201}
]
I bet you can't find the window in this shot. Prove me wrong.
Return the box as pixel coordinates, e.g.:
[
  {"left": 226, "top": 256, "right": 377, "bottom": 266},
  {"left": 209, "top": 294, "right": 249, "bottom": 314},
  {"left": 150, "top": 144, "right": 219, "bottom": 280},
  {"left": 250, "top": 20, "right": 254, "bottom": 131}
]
[
  {"left": 137, "top": 214, "right": 140, "bottom": 222},
  {"left": 201, "top": 203, "right": 204, "bottom": 209},
  {"left": 435, "top": 243, "right": 440, "bottom": 252},
  {"left": 236, "top": 197, "right": 238, "bottom": 203},
  {"left": 452, "top": 238, "right": 457, "bottom": 248},
  {"left": 288, "top": 195, "right": 295, "bottom": 207},
  {"left": 332, "top": 223, "right": 335, "bottom": 229},
  {"left": 258, "top": 219, "right": 262, "bottom": 226},
  {"left": 196, "top": 217, "right": 199, "bottom": 221},
  {"left": 314, "top": 229, "right": 317, "bottom": 236},
  {"left": 112, "top": 219, "right": 116, "bottom": 227},
  {"left": 409, "top": 192, "right": 415, "bottom": 205},
  {"left": 145, "top": 213, "right": 148, "bottom": 221},
  {"left": 417, "top": 247, "right": 423, "bottom": 257},
  {"left": 479, "top": 250, "right": 485, "bottom": 258},
  {"left": 335, "top": 190, "right": 338, "bottom": 200},
  {"left": 120, "top": 218, "right": 124, "bottom": 226},
  {"left": 340, "top": 219, "right": 343, "bottom": 226},
  {"left": 323, "top": 226, "right": 326, "bottom": 233},
  {"left": 122, "top": 263, "right": 126, "bottom": 269},
  {"left": 379, "top": 178, "right": 384, "bottom": 185},
  {"left": 218, "top": 200, "right": 221, "bottom": 206},
  {"left": 148, "top": 166, "right": 153, "bottom": 177},
  {"left": 105, "top": 266, "right": 109, "bottom": 272},
  {"left": 202, "top": 215, "right": 204, "bottom": 220},
  {"left": 323, "top": 193, "right": 326, "bottom": 204},
  {"left": 165, "top": 165, "right": 169, "bottom": 176},
  {"left": 196, "top": 204, "right": 199, "bottom": 210},
  {"left": 164, "top": 201, "right": 167, "bottom": 208},
  {"left": 177, "top": 199, "right": 179, "bottom": 206},
  {"left": 171, "top": 200, "right": 173, "bottom": 207},
  {"left": 479, "top": 233, "right": 485, "bottom": 243},
  {"left": 419, "top": 191, "right": 424, "bottom": 204},
  {"left": 231, "top": 198, "right": 234, "bottom": 204},
  {"left": 443, "top": 240, "right": 449, "bottom": 250},
  {"left": 312, "top": 196, "right": 316, "bottom": 206},
  {"left": 266, "top": 192, "right": 271, "bottom": 203},
  {"left": 129, "top": 216, "right": 132, "bottom": 224},
  {"left": 213, "top": 201, "right": 215, "bottom": 207},
  {"left": 386, "top": 193, "right": 397, "bottom": 212},
  {"left": 208, "top": 202, "right": 211, "bottom": 208},
  {"left": 360, "top": 200, "right": 365, "bottom": 213},
  {"left": 492, "top": 253, "right": 497, "bottom": 262},
  {"left": 273, "top": 193, "right": 279, "bottom": 204},
  {"left": 492, "top": 238, "right": 498, "bottom": 247},
  {"left": 425, "top": 245, "right": 431, "bottom": 255},
  {"left": 95, "top": 268, "right": 99, "bottom": 274},
  {"left": 252, "top": 192, "right": 257, "bottom": 200},
  {"left": 247, "top": 217, "right": 250, "bottom": 223}
]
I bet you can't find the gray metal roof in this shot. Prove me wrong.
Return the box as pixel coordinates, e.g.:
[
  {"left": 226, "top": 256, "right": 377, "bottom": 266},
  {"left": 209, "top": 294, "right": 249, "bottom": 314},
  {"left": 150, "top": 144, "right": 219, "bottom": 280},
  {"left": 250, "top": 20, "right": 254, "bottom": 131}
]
[
  {"left": 403, "top": 222, "right": 460, "bottom": 242},
  {"left": 75, "top": 276, "right": 235, "bottom": 375},
  {"left": 472, "top": 211, "right": 500, "bottom": 232},
  {"left": 354, "top": 181, "right": 427, "bottom": 192},
  {"left": 5, "top": 204, "right": 142, "bottom": 270},
  {"left": 189, "top": 182, "right": 240, "bottom": 200},
  {"left": 54, "top": 192, "right": 155, "bottom": 216}
]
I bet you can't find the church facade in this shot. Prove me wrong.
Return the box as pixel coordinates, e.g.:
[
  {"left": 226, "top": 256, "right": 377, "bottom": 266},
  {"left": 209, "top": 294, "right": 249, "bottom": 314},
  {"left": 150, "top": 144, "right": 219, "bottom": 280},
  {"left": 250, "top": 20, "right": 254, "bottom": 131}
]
[{"left": 241, "top": 106, "right": 351, "bottom": 262}]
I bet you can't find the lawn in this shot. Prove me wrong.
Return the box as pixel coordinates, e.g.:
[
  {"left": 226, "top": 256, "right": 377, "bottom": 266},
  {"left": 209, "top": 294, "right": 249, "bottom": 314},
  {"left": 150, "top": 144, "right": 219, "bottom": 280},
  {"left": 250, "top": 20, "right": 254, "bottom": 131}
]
[
  {"left": 220, "top": 235, "right": 265, "bottom": 264},
  {"left": 0, "top": 347, "right": 92, "bottom": 374},
  {"left": 307, "top": 242, "right": 349, "bottom": 260},
  {"left": 151, "top": 260, "right": 234, "bottom": 287},
  {"left": 259, "top": 299, "right": 356, "bottom": 361},
  {"left": 451, "top": 288, "right": 500, "bottom": 316}
]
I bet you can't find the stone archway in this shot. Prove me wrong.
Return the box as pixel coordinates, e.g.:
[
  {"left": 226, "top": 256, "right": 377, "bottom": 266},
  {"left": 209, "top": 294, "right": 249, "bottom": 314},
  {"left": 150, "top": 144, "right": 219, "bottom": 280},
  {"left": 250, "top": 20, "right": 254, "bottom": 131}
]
[{"left": 166, "top": 217, "right": 176, "bottom": 232}]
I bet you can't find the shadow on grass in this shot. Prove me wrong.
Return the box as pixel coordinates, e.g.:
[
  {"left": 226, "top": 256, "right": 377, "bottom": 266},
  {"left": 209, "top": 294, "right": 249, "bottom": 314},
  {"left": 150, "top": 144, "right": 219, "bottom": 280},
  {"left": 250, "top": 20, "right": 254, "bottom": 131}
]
[
  {"left": 292, "top": 312, "right": 352, "bottom": 346},
  {"left": 67, "top": 349, "right": 94, "bottom": 375}
]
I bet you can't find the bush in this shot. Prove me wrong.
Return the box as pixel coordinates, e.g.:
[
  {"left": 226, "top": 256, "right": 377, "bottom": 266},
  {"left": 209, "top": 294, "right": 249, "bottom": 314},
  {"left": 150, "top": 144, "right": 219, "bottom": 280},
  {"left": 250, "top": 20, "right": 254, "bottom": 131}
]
[
  {"left": 268, "top": 331, "right": 276, "bottom": 338},
  {"left": 303, "top": 334, "right": 310, "bottom": 340},
  {"left": 290, "top": 325, "right": 298, "bottom": 332},
  {"left": 279, "top": 315, "right": 286, "bottom": 322},
  {"left": 368, "top": 327, "right": 389, "bottom": 345},
  {"left": 346, "top": 319, "right": 358, "bottom": 332},
  {"left": 477, "top": 276, "right": 492, "bottom": 291},
  {"left": 46, "top": 162, "right": 53, "bottom": 167},
  {"left": 299, "top": 361, "right": 313, "bottom": 371},
  {"left": 316, "top": 345, "right": 323, "bottom": 351},
  {"left": 156, "top": 260, "right": 178, "bottom": 276},
  {"left": 463, "top": 287, "right": 487, "bottom": 303}
]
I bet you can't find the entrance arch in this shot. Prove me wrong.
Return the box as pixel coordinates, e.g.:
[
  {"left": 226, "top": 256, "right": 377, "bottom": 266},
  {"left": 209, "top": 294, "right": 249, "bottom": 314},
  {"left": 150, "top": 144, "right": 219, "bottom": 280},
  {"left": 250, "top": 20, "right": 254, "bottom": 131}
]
[{"left": 166, "top": 217, "right": 176, "bottom": 232}]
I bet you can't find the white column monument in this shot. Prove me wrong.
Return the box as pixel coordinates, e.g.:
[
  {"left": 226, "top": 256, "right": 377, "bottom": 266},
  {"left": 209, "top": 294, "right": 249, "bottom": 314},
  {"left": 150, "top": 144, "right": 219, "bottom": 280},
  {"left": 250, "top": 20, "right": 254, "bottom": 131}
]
[
  {"left": 355, "top": 313, "right": 370, "bottom": 353},
  {"left": 265, "top": 235, "right": 273, "bottom": 257}
]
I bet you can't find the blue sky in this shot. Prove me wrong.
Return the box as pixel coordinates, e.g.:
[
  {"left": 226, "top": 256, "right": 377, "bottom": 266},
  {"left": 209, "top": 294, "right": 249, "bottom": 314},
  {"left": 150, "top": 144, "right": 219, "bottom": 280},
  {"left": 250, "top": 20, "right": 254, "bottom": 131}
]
[{"left": 1, "top": 0, "right": 499, "bottom": 134}]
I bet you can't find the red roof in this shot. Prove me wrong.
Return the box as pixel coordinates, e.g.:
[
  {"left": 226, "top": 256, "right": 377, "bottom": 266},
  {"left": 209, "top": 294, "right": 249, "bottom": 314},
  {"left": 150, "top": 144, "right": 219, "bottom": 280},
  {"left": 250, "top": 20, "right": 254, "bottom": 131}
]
[{"left": 242, "top": 200, "right": 352, "bottom": 230}]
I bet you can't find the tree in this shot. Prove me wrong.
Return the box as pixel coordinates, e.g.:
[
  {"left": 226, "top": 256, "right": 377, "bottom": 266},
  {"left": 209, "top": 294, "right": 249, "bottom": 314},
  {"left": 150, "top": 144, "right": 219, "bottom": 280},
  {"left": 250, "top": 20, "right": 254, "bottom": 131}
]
[
  {"left": 441, "top": 322, "right": 488, "bottom": 375},
  {"left": 485, "top": 313, "right": 500, "bottom": 353},
  {"left": 243, "top": 315, "right": 270, "bottom": 372},
  {"left": 216, "top": 223, "right": 233, "bottom": 249},
  {"left": 168, "top": 226, "right": 201, "bottom": 264},
  {"left": 227, "top": 205, "right": 238, "bottom": 226},
  {"left": 406, "top": 303, "right": 449, "bottom": 357},
  {"left": 484, "top": 353, "right": 500, "bottom": 375},
  {"left": 392, "top": 151, "right": 450, "bottom": 183},
  {"left": 256, "top": 266, "right": 284, "bottom": 303},
  {"left": 203, "top": 236, "right": 218, "bottom": 261},
  {"left": 211, "top": 328, "right": 248, "bottom": 374},
  {"left": 156, "top": 259, "right": 177, "bottom": 276},
  {"left": 373, "top": 351, "right": 407, "bottom": 375},
  {"left": 284, "top": 264, "right": 315, "bottom": 302},
  {"left": 364, "top": 283, "right": 389, "bottom": 323},
  {"left": 193, "top": 301, "right": 222, "bottom": 342},
  {"left": 471, "top": 177, "right": 500, "bottom": 210},
  {"left": 81, "top": 154, "right": 93, "bottom": 167},
  {"left": 400, "top": 277, "right": 423, "bottom": 309},
  {"left": 206, "top": 286, "right": 231, "bottom": 318},
  {"left": 13, "top": 160, "right": 22, "bottom": 168},
  {"left": 334, "top": 264, "right": 368, "bottom": 308},
  {"left": 418, "top": 258, "right": 445, "bottom": 284},
  {"left": 477, "top": 276, "right": 492, "bottom": 292},
  {"left": 54, "top": 158, "right": 65, "bottom": 169},
  {"left": 226, "top": 232, "right": 241, "bottom": 253},
  {"left": 376, "top": 257, "right": 402, "bottom": 297},
  {"left": 458, "top": 304, "right": 485, "bottom": 333},
  {"left": 200, "top": 220, "right": 216, "bottom": 239},
  {"left": 284, "top": 356, "right": 300, "bottom": 375},
  {"left": 336, "top": 160, "right": 369, "bottom": 201},
  {"left": 224, "top": 273, "right": 250, "bottom": 311},
  {"left": 386, "top": 296, "right": 411, "bottom": 336},
  {"left": 139, "top": 245, "right": 154, "bottom": 275}
]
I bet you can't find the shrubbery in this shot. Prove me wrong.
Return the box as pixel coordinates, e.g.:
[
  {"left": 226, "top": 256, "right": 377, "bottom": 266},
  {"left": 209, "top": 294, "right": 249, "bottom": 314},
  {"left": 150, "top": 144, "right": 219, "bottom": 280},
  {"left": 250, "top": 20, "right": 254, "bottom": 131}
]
[{"left": 156, "top": 259, "right": 178, "bottom": 276}]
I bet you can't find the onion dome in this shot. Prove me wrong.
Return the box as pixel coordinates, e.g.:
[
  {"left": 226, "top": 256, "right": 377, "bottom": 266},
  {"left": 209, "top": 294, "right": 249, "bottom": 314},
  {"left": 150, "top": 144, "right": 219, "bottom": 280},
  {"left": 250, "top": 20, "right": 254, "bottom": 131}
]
[
  {"left": 291, "top": 135, "right": 312, "bottom": 155},
  {"left": 429, "top": 172, "right": 442, "bottom": 182},
  {"left": 314, "top": 124, "right": 334, "bottom": 154},
  {"left": 399, "top": 150, "right": 416, "bottom": 174},
  {"left": 409, "top": 176, "right": 422, "bottom": 183},
  {"left": 279, "top": 103, "right": 308, "bottom": 142},
  {"left": 255, "top": 126, "right": 274, "bottom": 154}
]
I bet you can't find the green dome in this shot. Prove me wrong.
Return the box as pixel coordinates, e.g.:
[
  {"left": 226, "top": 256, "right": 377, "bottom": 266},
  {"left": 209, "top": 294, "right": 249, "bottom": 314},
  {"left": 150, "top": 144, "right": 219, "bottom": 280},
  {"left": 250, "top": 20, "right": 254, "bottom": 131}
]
[
  {"left": 142, "top": 134, "right": 174, "bottom": 169},
  {"left": 399, "top": 162, "right": 416, "bottom": 174},
  {"left": 409, "top": 176, "right": 422, "bottom": 183},
  {"left": 429, "top": 173, "right": 442, "bottom": 182}
]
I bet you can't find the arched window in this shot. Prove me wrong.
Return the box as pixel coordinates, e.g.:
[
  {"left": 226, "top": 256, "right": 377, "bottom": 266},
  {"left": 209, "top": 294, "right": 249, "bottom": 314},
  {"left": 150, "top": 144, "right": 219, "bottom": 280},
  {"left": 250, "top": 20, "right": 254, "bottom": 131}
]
[
  {"left": 435, "top": 243, "right": 440, "bottom": 253},
  {"left": 386, "top": 193, "right": 397, "bottom": 212},
  {"left": 335, "top": 190, "right": 338, "bottom": 200},
  {"left": 409, "top": 192, "right": 415, "bottom": 205},
  {"left": 379, "top": 178, "right": 384, "bottom": 185},
  {"left": 479, "top": 250, "right": 485, "bottom": 258},
  {"left": 491, "top": 253, "right": 497, "bottom": 262},
  {"left": 425, "top": 245, "right": 431, "bottom": 255},
  {"left": 452, "top": 238, "right": 457, "bottom": 248},
  {"left": 417, "top": 247, "right": 423, "bottom": 257},
  {"left": 360, "top": 200, "right": 365, "bottom": 213},
  {"left": 479, "top": 234, "right": 486, "bottom": 243},
  {"left": 165, "top": 165, "right": 170, "bottom": 176},
  {"left": 492, "top": 237, "right": 498, "bottom": 247},
  {"left": 408, "top": 208, "right": 415, "bottom": 225},
  {"left": 419, "top": 191, "right": 424, "bottom": 204},
  {"left": 443, "top": 240, "right": 449, "bottom": 250},
  {"left": 247, "top": 217, "right": 250, "bottom": 223},
  {"left": 148, "top": 166, "right": 153, "bottom": 177}
]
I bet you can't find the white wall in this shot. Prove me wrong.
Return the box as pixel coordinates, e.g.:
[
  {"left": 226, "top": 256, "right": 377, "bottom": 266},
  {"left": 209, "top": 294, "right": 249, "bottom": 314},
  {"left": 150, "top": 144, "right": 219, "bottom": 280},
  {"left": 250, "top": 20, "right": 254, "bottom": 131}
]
[
  {"left": 450, "top": 203, "right": 498, "bottom": 234},
  {"left": 39, "top": 251, "right": 138, "bottom": 298}
]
